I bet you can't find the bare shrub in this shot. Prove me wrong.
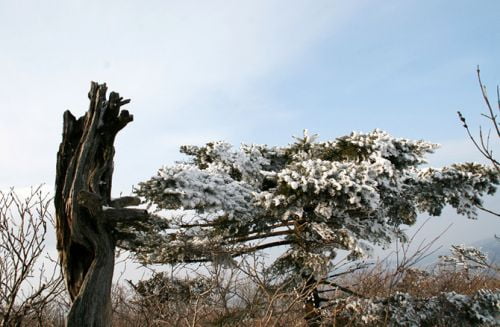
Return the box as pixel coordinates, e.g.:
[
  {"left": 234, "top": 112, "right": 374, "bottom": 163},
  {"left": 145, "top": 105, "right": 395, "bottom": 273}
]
[{"left": 0, "top": 186, "right": 64, "bottom": 327}]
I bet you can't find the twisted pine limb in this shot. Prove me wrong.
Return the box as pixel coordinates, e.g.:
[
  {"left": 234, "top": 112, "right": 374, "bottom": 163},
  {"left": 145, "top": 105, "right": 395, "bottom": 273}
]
[{"left": 54, "top": 82, "right": 145, "bottom": 326}]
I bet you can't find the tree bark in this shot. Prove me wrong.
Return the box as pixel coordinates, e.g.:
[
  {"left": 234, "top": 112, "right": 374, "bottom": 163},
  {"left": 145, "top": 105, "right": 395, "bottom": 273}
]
[{"left": 54, "top": 82, "right": 138, "bottom": 326}]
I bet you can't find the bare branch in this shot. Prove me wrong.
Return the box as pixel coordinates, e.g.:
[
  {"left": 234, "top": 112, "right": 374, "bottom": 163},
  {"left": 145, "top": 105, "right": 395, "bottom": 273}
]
[{"left": 0, "top": 186, "right": 64, "bottom": 327}]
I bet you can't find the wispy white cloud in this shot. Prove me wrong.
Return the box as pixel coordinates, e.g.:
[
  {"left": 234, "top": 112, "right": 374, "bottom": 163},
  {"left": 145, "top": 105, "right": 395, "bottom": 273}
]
[{"left": 0, "top": 0, "right": 364, "bottom": 191}]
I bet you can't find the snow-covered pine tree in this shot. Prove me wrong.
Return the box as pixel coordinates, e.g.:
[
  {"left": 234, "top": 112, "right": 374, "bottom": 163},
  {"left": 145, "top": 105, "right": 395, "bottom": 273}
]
[{"left": 127, "top": 129, "right": 498, "bottom": 324}]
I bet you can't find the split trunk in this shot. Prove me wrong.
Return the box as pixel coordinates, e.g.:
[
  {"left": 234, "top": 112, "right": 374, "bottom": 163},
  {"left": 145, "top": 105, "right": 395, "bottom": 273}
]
[{"left": 54, "top": 82, "right": 146, "bottom": 326}]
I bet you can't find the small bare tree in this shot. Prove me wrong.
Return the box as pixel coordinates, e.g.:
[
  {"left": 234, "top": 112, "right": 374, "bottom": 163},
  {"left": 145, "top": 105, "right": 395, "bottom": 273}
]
[
  {"left": 457, "top": 66, "right": 499, "bottom": 217},
  {"left": 0, "top": 186, "right": 64, "bottom": 327}
]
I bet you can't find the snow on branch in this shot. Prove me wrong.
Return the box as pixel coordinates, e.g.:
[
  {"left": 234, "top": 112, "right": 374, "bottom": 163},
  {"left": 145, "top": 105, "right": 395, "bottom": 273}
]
[{"left": 132, "top": 129, "right": 499, "bottom": 275}]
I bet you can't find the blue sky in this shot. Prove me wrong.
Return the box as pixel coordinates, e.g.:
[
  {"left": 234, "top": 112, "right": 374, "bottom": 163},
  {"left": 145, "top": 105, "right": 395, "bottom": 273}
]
[{"left": 1, "top": 0, "right": 499, "bottom": 253}]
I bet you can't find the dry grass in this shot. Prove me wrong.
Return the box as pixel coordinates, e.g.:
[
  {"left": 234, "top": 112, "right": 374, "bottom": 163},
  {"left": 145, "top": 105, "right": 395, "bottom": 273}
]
[
  {"left": 8, "top": 263, "right": 498, "bottom": 326},
  {"left": 341, "top": 264, "right": 500, "bottom": 299}
]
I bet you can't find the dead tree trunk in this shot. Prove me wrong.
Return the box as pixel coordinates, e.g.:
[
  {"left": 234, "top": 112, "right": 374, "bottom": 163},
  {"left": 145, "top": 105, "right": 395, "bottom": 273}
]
[{"left": 55, "top": 82, "right": 147, "bottom": 326}]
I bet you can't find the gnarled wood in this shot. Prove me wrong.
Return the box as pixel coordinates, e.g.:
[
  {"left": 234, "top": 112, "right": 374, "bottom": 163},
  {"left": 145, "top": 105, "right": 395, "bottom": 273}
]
[{"left": 55, "top": 82, "right": 134, "bottom": 326}]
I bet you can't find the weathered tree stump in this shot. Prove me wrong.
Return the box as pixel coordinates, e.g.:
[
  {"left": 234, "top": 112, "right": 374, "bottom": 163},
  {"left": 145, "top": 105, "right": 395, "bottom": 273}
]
[{"left": 55, "top": 82, "right": 147, "bottom": 326}]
